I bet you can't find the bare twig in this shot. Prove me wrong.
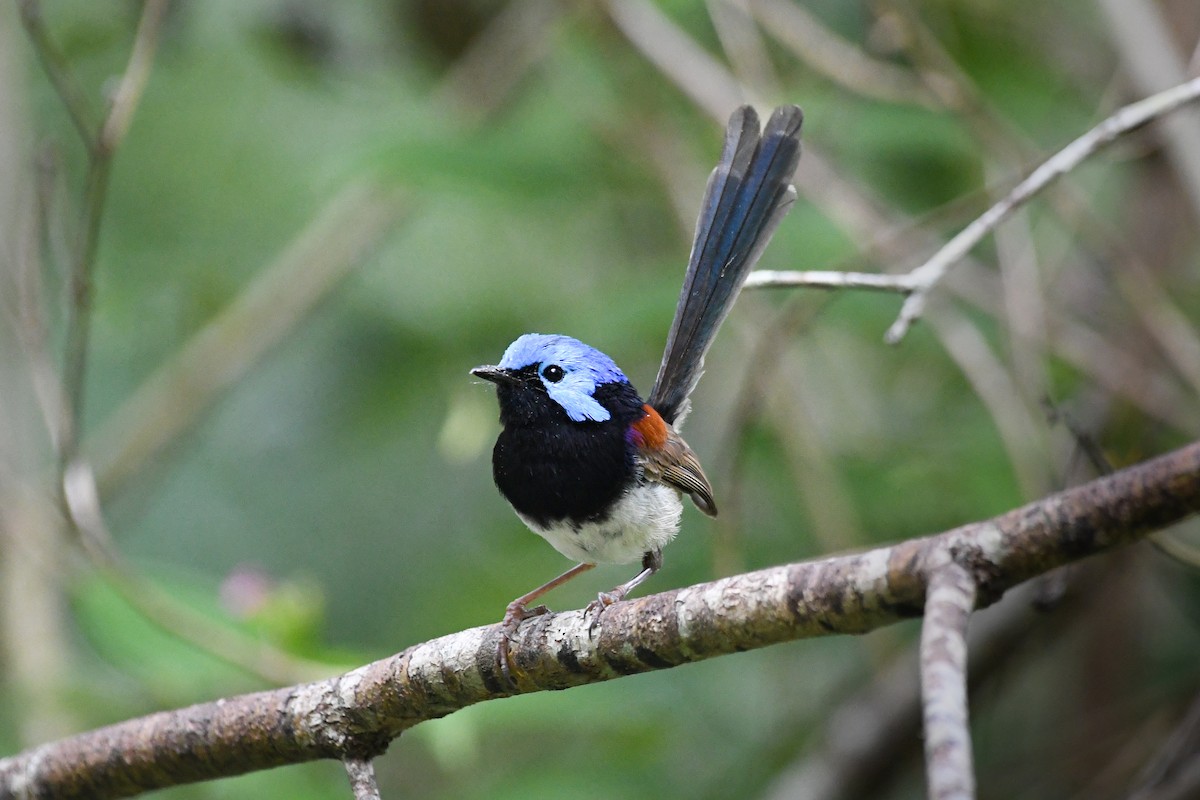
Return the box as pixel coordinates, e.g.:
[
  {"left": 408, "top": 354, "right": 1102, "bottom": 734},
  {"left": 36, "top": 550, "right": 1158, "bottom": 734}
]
[
  {"left": 5, "top": 0, "right": 166, "bottom": 753},
  {"left": 38, "top": 0, "right": 169, "bottom": 470},
  {"left": 886, "top": 76, "right": 1200, "bottom": 344},
  {"left": 745, "top": 269, "right": 920, "bottom": 293},
  {"left": 18, "top": 0, "right": 171, "bottom": 467},
  {"left": 2, "top": 439, "right": 1198, "bottom": 799},
  {"left": 920, "top": 561, "right": 977, "bottom": 800},
  {"left": 344, "top": 758, "right": 382, "bottom": 800},
  {"left": 58, "top": 153, "right": 110, "bottom": 463},
  {"left": 98, "top": 0, "right": 168, "bottom": 155},
  {"left": 749, "top": 139, "right": 1200, "bottom": 434},
  {"left": 14, "top": 0, "right": 97, "bottom": 147},
  {"left": 17, "top": 0, "right": 409, "bottom": 699}
]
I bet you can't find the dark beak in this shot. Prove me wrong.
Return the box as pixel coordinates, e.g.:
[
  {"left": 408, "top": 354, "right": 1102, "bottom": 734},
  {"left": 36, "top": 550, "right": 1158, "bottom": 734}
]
[{"left": 471, "top": 364, "right": 520, "bottom": 386}]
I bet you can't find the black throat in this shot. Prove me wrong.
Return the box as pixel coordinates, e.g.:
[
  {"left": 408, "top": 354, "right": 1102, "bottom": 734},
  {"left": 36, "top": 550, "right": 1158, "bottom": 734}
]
[{"left": 490, "top": 376, "right": 646, "bottom": 528}]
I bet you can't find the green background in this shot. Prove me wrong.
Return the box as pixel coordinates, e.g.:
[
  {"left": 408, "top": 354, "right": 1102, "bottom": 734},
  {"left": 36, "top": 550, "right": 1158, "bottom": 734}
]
[{"left": 2, "top": 1, "right": 1199, "bottom": 798}]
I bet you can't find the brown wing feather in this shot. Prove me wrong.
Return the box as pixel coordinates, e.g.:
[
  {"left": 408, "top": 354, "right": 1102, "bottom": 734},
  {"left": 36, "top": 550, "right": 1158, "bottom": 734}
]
[{"left": 638, "top": 431, "right": 718, "bottom": 517}]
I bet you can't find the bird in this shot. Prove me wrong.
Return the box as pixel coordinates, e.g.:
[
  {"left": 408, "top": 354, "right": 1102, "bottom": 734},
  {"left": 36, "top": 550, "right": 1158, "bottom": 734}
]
[{"left": 472, "top": 105, "right": 803, "bottom": 670}]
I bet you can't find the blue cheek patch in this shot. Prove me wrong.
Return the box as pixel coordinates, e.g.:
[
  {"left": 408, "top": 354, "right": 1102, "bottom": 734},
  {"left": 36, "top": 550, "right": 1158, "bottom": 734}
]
[{"left": 546, "top": 383, "right": 611, "bottom": 422}]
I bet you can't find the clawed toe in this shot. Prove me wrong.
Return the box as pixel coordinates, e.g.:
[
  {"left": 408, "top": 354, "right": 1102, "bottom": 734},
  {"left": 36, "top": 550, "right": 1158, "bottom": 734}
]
[
  {"left": 585, "top": 591, "right": 620, "bottom": 634},
  {"left": 496, "top": 602, "right": 552, "bottom": 688}
]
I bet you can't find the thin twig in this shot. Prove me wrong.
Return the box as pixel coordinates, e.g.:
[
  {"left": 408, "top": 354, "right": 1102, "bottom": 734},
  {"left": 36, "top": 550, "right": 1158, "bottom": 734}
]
[
  {"left": 745, "top": 269, "right": 920, "bottom": 293},
  {"left": 885, "top": 76, "right": 1200, "bottom": 344},
  {"left": 59, "top": 155, "right": 110, "bottom": 466},
  {"left": 33, "top": 0, "right": 171, "bottom": 469},
  {"left": 99, "top": 0, "right": 169, "bottom": 155},
  {"left": 20, "top": 0, "right": 410, "bottom": 699},
  {"left": 344, "top": 758, "right": 382, "bottom": 800},
  {"left": 15, "top": 0, "right": 97, "bottom": 147},
  {"left": 920, "top": 561, "right": 977, "bottom": 800}
]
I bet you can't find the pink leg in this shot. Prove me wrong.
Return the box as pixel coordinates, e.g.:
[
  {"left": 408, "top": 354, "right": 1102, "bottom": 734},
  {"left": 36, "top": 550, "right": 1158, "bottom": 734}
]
[
  {"left": 498, "top": 562, "right": 596, "bottom": 685},
  {"left": 585, "top": 549, "right": 662, "bottom": 626}
]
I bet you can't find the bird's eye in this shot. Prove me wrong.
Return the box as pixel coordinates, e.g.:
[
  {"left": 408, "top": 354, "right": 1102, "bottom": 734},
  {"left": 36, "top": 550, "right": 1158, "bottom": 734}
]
[{"left": 542, "top": 364, "right": 565, "bottom": 383}]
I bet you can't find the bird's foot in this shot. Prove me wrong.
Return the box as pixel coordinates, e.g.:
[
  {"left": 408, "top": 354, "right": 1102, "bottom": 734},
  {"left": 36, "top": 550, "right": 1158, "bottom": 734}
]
[
  {"left": 584, "top": 590, "right": 623, "bottom": 635},
  {"left": 583, "top": 550, "right": 661, "bottom": 635},
  {"left": 496, "top": 601, "right": 551, "bottom": 688}
]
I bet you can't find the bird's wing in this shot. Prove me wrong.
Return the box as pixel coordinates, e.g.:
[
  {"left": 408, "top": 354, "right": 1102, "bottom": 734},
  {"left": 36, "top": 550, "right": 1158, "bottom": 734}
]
[
  {"left": 648, "top": 105, "right": 803, "bottom": 427},
  {"left": 637, "top": 432, "right": 717, "bottom": 517}
]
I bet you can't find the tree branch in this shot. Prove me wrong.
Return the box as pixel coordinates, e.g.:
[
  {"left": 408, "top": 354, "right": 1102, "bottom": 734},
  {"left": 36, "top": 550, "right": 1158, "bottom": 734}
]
[
  {"left": 343, "top": 758, "right": 382, "bottom": 800},
  {"left": 920, "top": 562, "right": 977, "bottom": 800},
  {"left": 3, "top": 440, "right": 1199, "bottom": 799},
  {"left": 744, "top": 78, "right": 1200, "bottom": 347},
  {"left": 744, "top": 269, "right": 920, "bottom": 293},
  {"left": 885, "top": 76, "right": 1200, "bottom": 344}
]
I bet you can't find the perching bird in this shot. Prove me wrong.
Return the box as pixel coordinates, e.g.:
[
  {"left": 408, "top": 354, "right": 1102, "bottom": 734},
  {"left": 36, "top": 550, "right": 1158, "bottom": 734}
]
[{"left": 472, "top": 105, "right": 803, "bottom": 661}]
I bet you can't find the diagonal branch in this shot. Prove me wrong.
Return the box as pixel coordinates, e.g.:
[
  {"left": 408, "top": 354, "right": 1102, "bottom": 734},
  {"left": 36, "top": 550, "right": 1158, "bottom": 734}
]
[
  {"left": 884, "top": 76, "right": 1200, "bottom": 344},
  {"left": 2, "top": 440, "right": 1199, "bottom": 799},
  {"left": 744, "top": 78, "right": 1200, "bottom": 349}
]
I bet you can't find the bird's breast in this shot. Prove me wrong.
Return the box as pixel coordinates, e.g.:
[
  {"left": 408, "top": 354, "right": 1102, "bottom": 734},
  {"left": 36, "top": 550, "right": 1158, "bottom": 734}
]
[
  {"left": 490, "top": 379, "right": 648, "bottom": 529},
  {"left": 492, "top": 416, "right": 634, "bottom": 529},
  {"left": 518, "top": 482, "right": 683, "bottom": 565}
]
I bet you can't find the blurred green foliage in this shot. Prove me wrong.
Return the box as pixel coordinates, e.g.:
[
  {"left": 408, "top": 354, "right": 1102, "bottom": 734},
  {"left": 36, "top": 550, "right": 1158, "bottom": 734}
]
[{"left": 2, "top": 1, "right": 1199, "bottom": 798}]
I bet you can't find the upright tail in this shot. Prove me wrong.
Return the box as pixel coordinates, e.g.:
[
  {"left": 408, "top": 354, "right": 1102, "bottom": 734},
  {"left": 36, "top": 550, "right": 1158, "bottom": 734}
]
[{"left": 648, "top": 105, "right": 803, "bottom": 426}]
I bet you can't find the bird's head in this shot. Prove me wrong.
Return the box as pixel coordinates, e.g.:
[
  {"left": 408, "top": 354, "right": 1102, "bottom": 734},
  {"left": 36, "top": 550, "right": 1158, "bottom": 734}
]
[{"left": 471, "top": 333, "right": 631, "bottom": 424}]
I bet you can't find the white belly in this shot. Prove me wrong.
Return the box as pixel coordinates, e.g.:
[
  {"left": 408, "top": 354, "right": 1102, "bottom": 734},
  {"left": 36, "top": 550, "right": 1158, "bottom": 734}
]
[{"left": 517, "top": 482, "right": 683, "bottom": 565}]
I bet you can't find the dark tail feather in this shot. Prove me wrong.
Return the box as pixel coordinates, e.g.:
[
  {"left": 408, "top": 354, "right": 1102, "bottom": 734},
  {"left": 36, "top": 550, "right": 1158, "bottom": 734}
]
[{"left": 648, "top": 105, "right": 803, "bottom": 425}]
